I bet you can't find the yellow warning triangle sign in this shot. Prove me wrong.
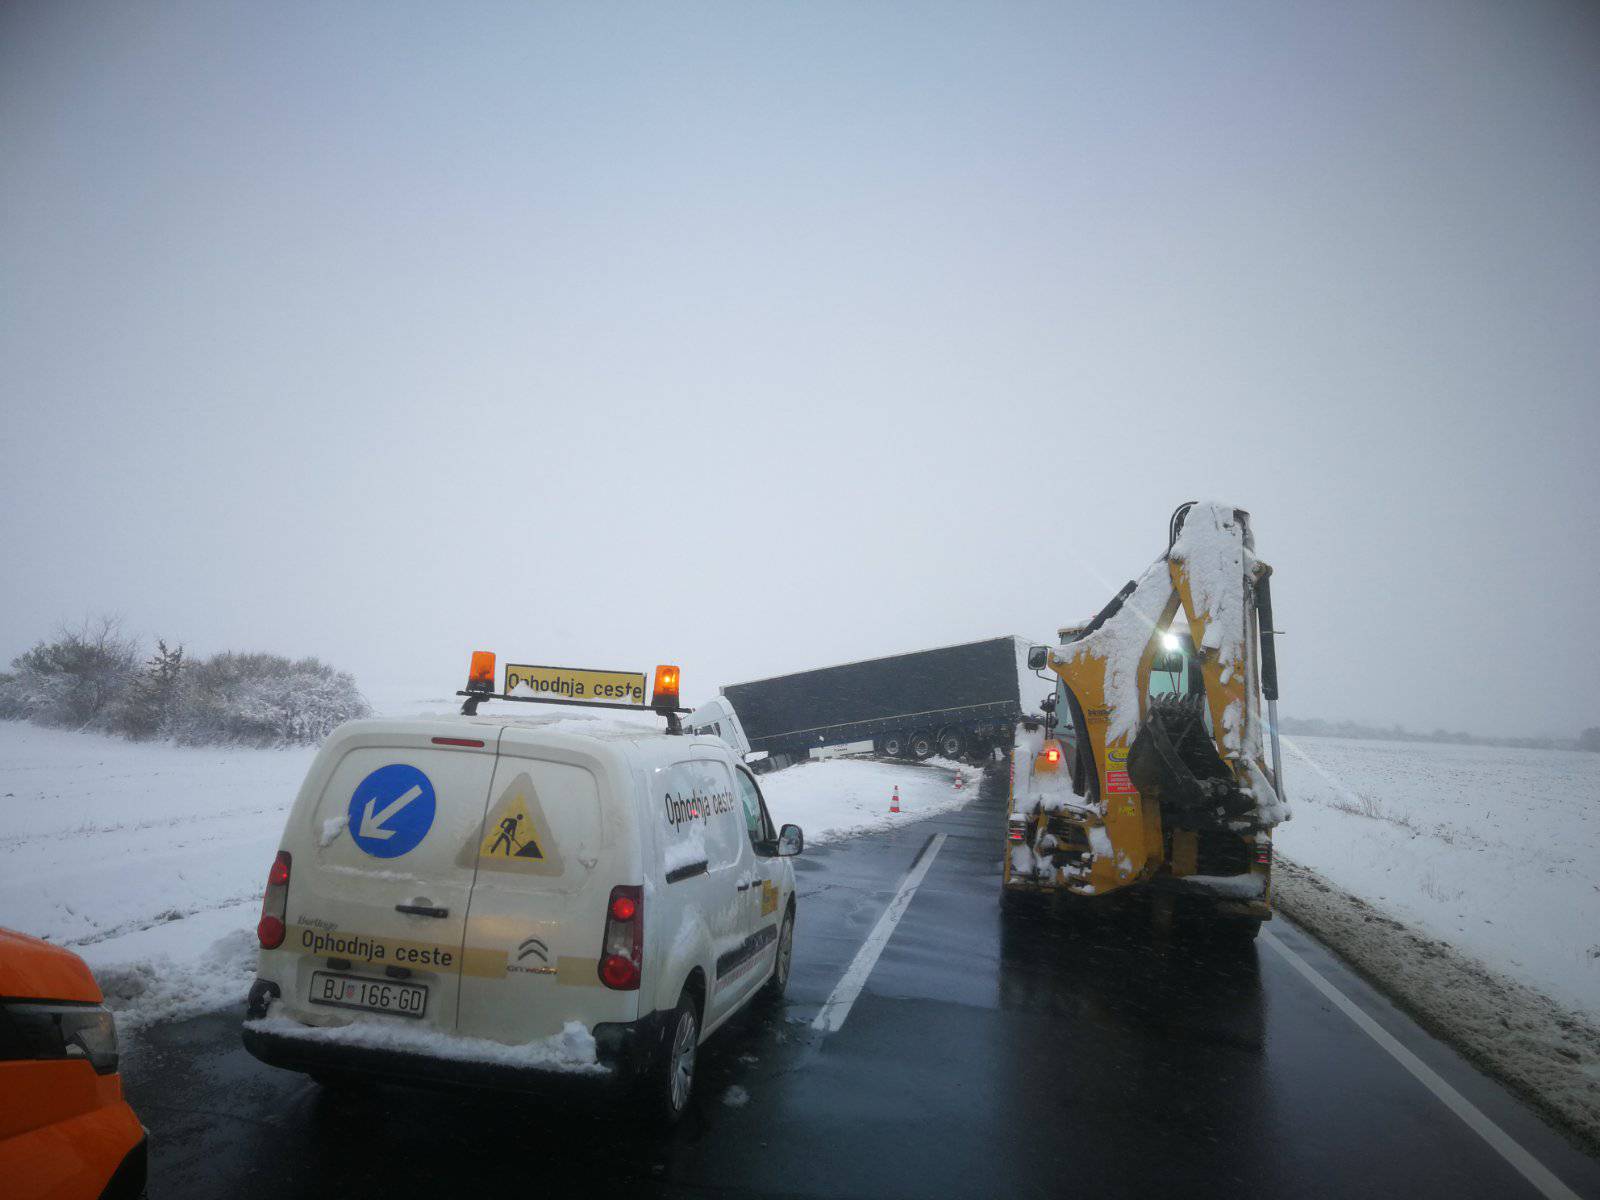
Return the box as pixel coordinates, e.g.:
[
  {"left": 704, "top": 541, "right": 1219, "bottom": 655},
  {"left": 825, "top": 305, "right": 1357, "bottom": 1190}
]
[{"left": 477, "top": 773, "right": 563, "bottom": 876}]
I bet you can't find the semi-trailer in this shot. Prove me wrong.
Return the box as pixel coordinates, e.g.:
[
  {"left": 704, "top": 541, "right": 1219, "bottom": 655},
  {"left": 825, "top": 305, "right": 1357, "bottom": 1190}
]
[{"left": 690, "top": 636, "right": 1046, "bottom": 771}]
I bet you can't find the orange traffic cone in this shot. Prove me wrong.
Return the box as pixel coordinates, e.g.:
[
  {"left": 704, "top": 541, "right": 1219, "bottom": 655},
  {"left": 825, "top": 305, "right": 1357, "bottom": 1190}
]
[
  {"left": 890, "top": 786, "right": 901, "bottom": 813},
  {"left": 954, "top": 772, "right": 964, "bottom": 791}
]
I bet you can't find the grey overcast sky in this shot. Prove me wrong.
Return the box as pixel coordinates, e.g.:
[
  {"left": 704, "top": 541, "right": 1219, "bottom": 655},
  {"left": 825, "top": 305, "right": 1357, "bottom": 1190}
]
[{"left": 2, "top": 1, "right": 1597, "bottom": 737}]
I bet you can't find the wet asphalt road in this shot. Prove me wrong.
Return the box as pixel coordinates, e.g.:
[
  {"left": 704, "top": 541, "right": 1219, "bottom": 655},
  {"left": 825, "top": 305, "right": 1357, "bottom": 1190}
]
[{"left": 123, "top": 767, "right": 1600, "bottom": 1200}]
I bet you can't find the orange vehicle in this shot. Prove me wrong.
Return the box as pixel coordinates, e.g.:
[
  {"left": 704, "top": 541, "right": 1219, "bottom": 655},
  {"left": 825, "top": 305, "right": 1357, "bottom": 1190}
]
[{"left": 0, "top": 928, "right": 147, "bottom": 1199}]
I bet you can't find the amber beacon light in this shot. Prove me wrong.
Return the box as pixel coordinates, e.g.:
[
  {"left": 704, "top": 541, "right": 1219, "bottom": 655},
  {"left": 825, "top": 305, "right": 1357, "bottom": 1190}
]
[
  {"left": 466, "top": 650, "right": 496, "bottom": 694},
  {"left": 651, "top": 664, "right": 681, "bottom": 710}
]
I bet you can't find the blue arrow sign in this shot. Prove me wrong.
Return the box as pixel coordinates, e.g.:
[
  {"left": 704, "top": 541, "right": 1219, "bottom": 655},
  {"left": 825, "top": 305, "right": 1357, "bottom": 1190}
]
[{"left": 348, "top": 764, "right": 436, "bottom": 859}]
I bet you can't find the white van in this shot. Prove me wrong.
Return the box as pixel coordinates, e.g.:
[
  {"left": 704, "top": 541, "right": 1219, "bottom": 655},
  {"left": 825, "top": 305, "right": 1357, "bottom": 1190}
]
[{"left": 241, "top": 712, "right": 803, "bottom": 1122}]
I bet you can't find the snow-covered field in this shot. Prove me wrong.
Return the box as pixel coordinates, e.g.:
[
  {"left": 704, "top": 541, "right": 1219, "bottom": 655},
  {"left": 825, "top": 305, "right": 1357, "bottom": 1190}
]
[
  {"left": 1274, "top": 735, "right": 1600, "bottom": 1018},
  {"left": 0, "top": 715, "right": 976, "bottom": 1029}
]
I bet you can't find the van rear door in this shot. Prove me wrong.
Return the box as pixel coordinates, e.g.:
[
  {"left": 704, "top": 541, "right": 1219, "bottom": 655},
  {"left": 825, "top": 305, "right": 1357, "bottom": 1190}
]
[
  {"left": 284, "top": 728, "right": 500, "bottom": 1036},
  {"left": 456, "top": 740, "right": 625, "bottom": 1043}
]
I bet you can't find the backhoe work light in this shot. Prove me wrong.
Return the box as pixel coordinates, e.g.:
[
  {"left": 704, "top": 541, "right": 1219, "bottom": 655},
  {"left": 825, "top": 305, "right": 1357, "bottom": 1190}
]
[
  {"left": 651, "top": 664, "right": 681, "bottom": 710},
  {"left": 466, "top": 650, "right": 496, "bottom": 694}
]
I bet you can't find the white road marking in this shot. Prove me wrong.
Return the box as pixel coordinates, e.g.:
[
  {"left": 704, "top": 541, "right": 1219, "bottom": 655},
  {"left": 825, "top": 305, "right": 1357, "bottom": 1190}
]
[
  {"left": 1261, "top": 929, "right": 1580, "bottom": 1200},
  {"left": 812, "top": 833, "right": 947, "bottom": 1034}
]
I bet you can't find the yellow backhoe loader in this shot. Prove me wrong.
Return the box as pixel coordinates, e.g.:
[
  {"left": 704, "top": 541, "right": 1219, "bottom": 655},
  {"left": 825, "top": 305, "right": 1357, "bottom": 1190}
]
[{"left": 1004, "top": 501, "right": 1288, "bottom": 935}]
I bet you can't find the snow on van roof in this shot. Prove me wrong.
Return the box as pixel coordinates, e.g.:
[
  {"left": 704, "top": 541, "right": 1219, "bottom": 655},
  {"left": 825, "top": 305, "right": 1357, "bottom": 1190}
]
[{"left": 459, "top": 708, "right": 673, "bottom": 742}]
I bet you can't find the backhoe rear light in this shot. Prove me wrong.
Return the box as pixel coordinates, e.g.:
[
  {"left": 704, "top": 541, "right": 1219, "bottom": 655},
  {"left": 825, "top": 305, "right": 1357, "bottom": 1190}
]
[
  {"left": 599, "top": 884, "right": 643, "bottom": 990},
  {"left": 1254, "top": 841, "right": 1273, "bottom": 866},
  {"left": 257, "top": 850, "right": 291, "bottom": 949},
  {"left": 1046, "top": 746, "right": 1060, "bottom": 764}
]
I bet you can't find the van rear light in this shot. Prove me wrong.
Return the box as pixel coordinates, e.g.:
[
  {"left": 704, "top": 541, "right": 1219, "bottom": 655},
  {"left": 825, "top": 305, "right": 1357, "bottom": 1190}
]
[
  {"left": 432, "top": 736, "right": 485, "bottom": 748},
  {"left": 257, "top": 915, "right": 285, "bottom": 948},
  {"left": 599, "top": 884, "right": 643, "bottom": 990},
  {"left": 257, "top": 850, "right": 291, "bottom": 949}
]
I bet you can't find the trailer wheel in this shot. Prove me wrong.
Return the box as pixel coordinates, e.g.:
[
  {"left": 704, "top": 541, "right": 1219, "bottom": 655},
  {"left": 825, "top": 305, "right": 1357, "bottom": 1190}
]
[
  {"left": 910, "top": 731, "right": 935, "bottom": 760},
  {"left": 938, "top": 729, "right": 966, "bottom": 759},
  {"left": 880, "top": 732, "right": 907, "bottom": 758}
]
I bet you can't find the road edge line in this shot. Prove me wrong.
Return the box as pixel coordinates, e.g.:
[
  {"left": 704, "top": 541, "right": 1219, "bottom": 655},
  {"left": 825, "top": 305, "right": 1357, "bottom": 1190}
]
[
  {"left": 811, "top": 832, "right": 948, "bottom": 1034},
  {"left": 1261, "top": 928, "right": 1580, "bottom": 1200}
]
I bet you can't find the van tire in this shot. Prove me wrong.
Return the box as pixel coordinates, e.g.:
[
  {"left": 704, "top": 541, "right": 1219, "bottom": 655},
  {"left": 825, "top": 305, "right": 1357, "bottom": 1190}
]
[
  {"left": 643, "top": 989, "right": 700, "bottom": 1126},
  {"left": 764, "top": 904, "right": 795, "bottom": 1001}
]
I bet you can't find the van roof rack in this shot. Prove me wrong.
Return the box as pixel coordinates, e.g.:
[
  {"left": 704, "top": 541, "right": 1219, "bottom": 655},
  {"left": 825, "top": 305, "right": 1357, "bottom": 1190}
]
[
  {"left": 456, "top": 689, "right": 691, "bottom": 733},
  {"left": 455, "top": 654, "right": 691, "bottom": 734}
]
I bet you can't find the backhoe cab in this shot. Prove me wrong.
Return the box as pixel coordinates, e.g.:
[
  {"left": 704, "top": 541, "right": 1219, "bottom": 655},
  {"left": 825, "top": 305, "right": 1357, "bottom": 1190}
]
[{"left": 1005, "top": 501, "right": 1288, "bottom": 936}]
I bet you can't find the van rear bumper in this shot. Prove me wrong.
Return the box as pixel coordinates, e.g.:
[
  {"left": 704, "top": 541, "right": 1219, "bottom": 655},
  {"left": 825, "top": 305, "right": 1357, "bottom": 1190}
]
[{"left": 240, "top": 1006, "right": 667, "bottom": 1094}]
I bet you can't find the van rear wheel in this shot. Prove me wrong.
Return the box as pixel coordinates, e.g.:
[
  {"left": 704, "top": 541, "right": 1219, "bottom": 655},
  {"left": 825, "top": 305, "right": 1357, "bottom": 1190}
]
[{"left": 643, "top": 989, "right": 700, "bottom": 1125}]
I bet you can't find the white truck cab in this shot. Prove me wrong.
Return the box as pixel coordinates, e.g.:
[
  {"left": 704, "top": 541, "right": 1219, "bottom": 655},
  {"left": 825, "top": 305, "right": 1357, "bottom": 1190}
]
[
  {"left": 242, "top": 707, "right": 802, "bottom": 1122},
  {"left": 686, "top": 695, "right": 752, "bottom": 759}
]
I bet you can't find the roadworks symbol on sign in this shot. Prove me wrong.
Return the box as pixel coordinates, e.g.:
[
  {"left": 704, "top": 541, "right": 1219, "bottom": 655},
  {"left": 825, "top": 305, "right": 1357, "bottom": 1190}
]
[{"left": 477, "top": 773, "right": 562, "bottom": 876}]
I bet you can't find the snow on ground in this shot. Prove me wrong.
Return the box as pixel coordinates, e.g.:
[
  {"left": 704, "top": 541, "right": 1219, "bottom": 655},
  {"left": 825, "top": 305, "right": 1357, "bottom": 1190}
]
[
  {"left": 0, "top": 725, "right": 315, "bottom": 946},
  {"left": 1273, "top": 858, "right": 1600, "bottom": 1148},
  {"left": 1273, "top": 734, "right": 1600, "bottom": 1019},
  {"left": 0, "top": 722, "right": 315, "bottom": 1028},
  {"left": 759, "top": 755, "right": 982, "bottom": 844},
  {"left": 0, "top": 714, "right": 977, "bottom": 1031}
]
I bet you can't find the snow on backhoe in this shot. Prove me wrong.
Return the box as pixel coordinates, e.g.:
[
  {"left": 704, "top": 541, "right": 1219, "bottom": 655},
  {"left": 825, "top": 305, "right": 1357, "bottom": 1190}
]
[{"left": 1004, "top": 501, "right": 1289, "bottom": 936}]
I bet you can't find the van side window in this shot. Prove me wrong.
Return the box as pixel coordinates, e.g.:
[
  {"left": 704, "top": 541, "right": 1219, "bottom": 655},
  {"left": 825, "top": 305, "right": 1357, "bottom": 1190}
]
[
  {"left": 656, "top": 759, "right": 742, "bottom": 873},
  {"left": 734, "top": 768, "right": 775, "bottom": 848}
]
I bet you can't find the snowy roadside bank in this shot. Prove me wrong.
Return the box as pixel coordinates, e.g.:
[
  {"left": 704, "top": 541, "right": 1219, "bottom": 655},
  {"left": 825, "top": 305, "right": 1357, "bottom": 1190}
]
[
  {"left": 1272, "top": 734, "right": 1599, "bottom": 1020},
  {"left": 1269, "top": 733, "right": 1600, "bottom": 1147},
  {"left": 1273, "top": 858, "right": 1600, "bottom": 1152},
  {"left": 0, "top": 719, "right": 979, "bottom": 1031}
]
